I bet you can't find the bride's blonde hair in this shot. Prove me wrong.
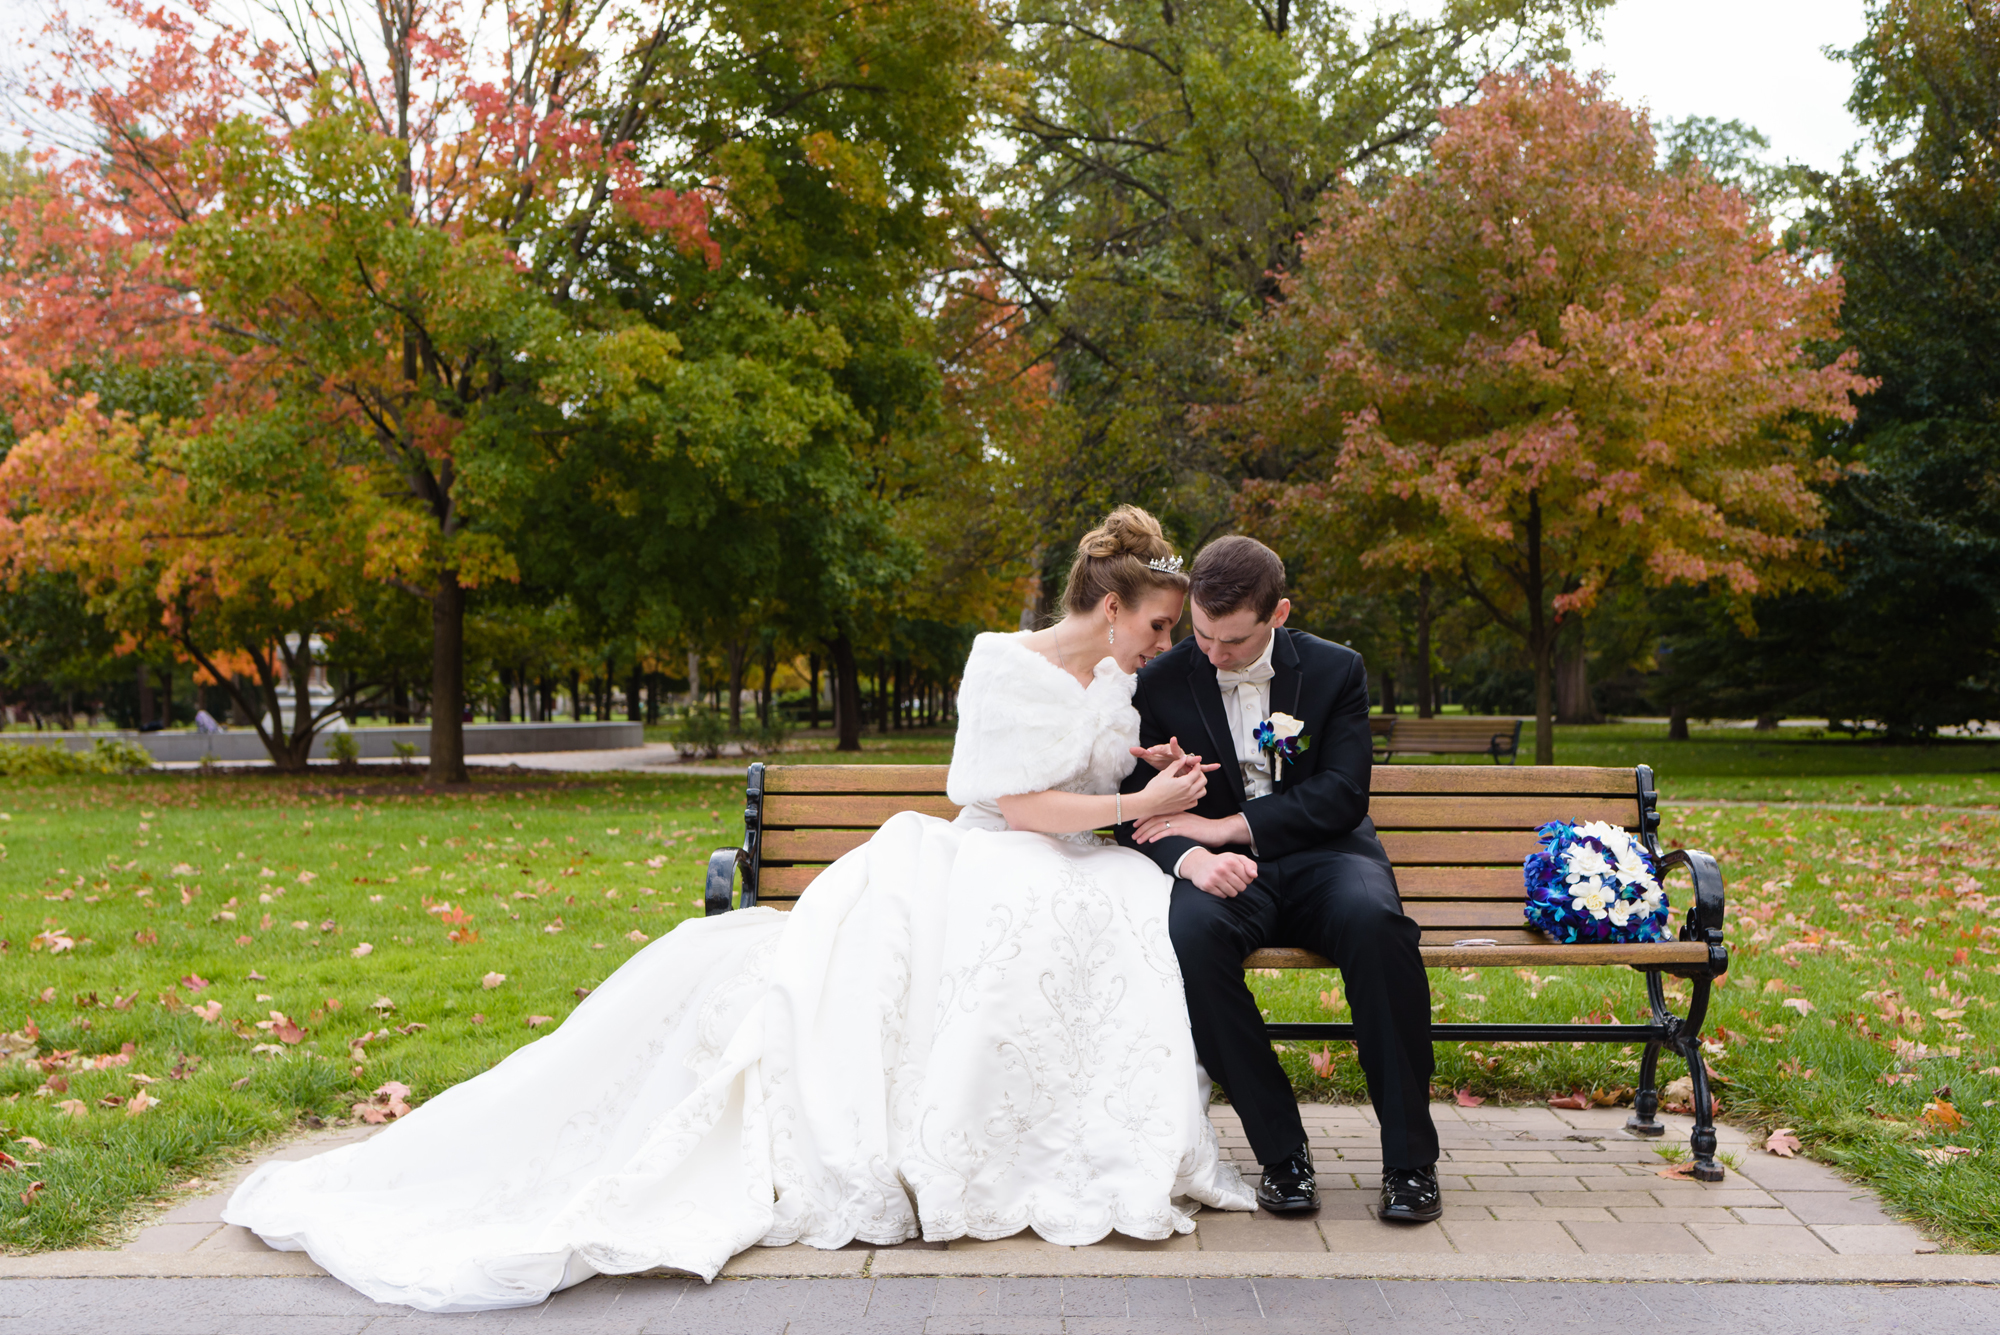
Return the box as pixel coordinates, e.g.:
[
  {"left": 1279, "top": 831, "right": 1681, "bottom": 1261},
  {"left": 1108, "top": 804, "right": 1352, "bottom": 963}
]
[{"left": 1061, "top": 505, "right": 1189, "bottom": 616}]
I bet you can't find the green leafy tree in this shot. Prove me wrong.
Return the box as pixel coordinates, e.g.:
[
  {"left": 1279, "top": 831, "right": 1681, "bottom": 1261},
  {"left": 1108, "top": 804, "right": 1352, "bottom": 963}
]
[{"left": 976, "top": 0, "right": 1610, "bottom": 541}]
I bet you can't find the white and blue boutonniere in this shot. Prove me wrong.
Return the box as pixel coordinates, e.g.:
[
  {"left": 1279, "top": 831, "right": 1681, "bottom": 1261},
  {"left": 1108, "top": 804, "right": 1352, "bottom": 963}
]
[{"left": 1252, "top": 712, "right": 1310, "bottom": 781}]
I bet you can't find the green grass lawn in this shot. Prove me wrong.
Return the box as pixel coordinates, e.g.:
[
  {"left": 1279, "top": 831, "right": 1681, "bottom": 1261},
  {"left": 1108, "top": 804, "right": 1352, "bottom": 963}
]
[{"left": 0, "top": 718, "right": 1995, "bottom": 1253}]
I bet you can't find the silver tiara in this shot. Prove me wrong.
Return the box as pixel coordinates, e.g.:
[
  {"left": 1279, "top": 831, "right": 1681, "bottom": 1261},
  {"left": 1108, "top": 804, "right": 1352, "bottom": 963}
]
[{"left": 1148, "top": 555, "right": 1184, "bottom": 574}]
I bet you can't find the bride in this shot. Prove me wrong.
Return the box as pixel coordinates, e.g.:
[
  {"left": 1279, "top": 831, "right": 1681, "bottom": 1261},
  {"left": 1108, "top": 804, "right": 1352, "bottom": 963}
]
[{"left": 224, "top": 505, "right": 1255, "bottom": 1312}]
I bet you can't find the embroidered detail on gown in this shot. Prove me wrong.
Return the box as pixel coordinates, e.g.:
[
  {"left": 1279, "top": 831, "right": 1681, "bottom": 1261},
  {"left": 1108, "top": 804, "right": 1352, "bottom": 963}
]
[{"left": 223, "top": 633, "right": 1254, "bottom": 1312}]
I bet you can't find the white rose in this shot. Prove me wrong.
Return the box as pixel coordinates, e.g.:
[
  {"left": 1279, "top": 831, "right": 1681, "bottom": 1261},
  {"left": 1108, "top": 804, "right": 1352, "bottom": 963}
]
[
  {"left": 1266, "top": 712, "right": 1305, "bottom": 740},
  {"left": 1570, "top": 880, "right": 1612, "bottom": 919}
]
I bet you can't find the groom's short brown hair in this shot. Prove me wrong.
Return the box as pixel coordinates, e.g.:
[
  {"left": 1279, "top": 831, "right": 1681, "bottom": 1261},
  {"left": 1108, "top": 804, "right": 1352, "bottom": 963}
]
[{"left": 1189, "top": 536, "right": 1286, "bottom": 621}]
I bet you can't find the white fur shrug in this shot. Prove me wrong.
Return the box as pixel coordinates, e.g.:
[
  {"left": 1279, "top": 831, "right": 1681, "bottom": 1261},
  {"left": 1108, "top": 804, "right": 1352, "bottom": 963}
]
[{"left": 945, "top": 632, "right": 1141, "bottom": 816}]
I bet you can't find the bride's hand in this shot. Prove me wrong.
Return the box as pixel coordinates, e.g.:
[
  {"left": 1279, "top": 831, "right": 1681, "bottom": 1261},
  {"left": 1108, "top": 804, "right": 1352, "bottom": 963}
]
[
  {"left": 1129, "top": 736, "right": 1187, "bottom": 771},
  {"left": 1135, "top": 753, "right": 1212, "bottom": 819}
]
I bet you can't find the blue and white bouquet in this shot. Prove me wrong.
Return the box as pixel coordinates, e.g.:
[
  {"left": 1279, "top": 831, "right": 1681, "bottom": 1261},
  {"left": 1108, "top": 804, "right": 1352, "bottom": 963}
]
[{"left": 1522, "top": 820, "right": 1670, "bottom": 944}]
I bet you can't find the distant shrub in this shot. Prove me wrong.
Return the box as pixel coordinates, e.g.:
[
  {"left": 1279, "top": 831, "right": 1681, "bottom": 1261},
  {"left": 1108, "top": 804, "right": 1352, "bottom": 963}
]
[
  {"left": 671, "top": 707, "right": 729, "bottom": 759},
  {"left": 0, "top": 739, "right": 154, "bottom": 776},
  {"left": 325, "top": 730, "right": 361, "bottom": 771},
  {"left": 750, "top": 717, "right": 793, "bottom": 756}
]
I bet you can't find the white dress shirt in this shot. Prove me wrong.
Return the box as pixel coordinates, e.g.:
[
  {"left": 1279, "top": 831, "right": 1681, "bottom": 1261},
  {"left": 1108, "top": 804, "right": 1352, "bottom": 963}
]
[{"left": 1171, "top": 631, "right": 1277, "bottom": 879}]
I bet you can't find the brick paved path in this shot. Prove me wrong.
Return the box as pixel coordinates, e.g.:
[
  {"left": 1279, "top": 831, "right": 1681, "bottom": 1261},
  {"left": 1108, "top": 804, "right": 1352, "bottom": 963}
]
[{"left": 113, "top": 1101, "right": 1938, "bottom": 1265}]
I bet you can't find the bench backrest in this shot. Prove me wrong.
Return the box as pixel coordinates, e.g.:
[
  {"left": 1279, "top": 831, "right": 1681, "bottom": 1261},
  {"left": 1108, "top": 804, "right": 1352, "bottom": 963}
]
[{"left": 740, "top": 763, "right": 1658, "bottom": 948}]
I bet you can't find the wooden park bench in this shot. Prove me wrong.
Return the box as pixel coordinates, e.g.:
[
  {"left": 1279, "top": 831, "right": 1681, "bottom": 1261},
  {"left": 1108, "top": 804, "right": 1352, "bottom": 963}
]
[
  {"left": 707, "top": 762, "right": 1729, "bottom": 1180},
  {"left": 1373, "top": 715, "right": 1524, "bottom": 763}
]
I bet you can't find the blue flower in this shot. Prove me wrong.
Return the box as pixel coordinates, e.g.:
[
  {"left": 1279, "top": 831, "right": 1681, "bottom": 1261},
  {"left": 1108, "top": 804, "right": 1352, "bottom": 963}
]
[{"left": 1522, "top": 820, "right": 1669, "bottom": 945}]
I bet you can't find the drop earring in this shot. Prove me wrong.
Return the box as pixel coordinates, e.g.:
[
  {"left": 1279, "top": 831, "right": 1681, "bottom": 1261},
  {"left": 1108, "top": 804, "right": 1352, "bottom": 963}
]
[{"left": 1108, "top": 623, "right": 1116, "bottom": 647}]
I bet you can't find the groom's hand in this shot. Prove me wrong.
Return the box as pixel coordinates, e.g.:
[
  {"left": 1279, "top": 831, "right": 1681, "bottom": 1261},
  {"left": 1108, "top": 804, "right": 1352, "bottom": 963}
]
[
  {"left": 1132, "top": 811, "right": 1249, "bottom": 848},
  {"left": 1182, "top": 849, "right": 1259, "bottom": 898}
]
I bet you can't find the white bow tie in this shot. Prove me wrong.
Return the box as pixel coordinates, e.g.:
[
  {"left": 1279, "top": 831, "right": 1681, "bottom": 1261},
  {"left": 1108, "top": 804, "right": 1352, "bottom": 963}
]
[{"left": 1215, "top": 661, "right": 1275, "bottom": 763}]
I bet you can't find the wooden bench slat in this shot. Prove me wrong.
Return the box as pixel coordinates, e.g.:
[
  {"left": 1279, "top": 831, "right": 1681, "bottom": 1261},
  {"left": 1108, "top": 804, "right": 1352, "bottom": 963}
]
[
  {"left": 1248, "top": 942, "right": 1710, "bottom": 969},
  {"left": 763, "top": 795, "right": 961, "bottom": 827},
  {"left": 1407, "top": 902, "right": 1540, "bottom": 929},
  {"left": 763, "top": 829, "right": 877, "bottom": 862},
  {"left": 758, "top": 763, "right": 1640, "bottom": 798},
  {"left": 1370, "top": 795, "right": 1635, "bottom": 829},
  {"left": 760, "top": 862, "right": 1537, "bottom": 899},
  {"left": 768, "top": 828, "right": 1546, "bottom": 867},
  {"left": 762, "top": 765, "right": 961, "bottom": 794},
  {"left": 1368, "top": 766, "right": 1633, "bottom": 794},
  {"left": 1395, "top": 867, "right": 1528, "bottom": 898},
  {"left": 759, "top": 792, "right": 1636, "bottom": 831},
  {"left": 1375, "top": 830, "right": 1540, "bottom": 865}
]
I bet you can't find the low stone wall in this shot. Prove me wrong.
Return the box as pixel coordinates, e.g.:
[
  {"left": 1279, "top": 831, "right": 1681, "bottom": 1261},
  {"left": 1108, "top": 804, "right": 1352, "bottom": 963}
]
[{"left": 0, "top": 721, "right": 645, "bottom": 763}]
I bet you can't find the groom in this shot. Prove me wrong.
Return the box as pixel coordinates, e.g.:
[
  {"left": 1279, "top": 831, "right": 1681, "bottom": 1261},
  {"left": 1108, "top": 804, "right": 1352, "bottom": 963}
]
[{"left": 1118, "top": 536, "right": 1441, "bottom": 1222}]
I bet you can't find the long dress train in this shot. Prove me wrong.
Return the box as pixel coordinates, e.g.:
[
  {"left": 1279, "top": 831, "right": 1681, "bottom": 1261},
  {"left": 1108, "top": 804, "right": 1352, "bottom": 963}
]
[{"left": 224, "top": 634, "right": 1253, "bottom": 1312}]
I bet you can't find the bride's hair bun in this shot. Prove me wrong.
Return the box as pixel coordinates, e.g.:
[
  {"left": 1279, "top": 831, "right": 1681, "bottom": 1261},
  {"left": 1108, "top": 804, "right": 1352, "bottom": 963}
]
[
  {"left": 1077, "top": 506, "right": 1168, "bottom": 561},
  {"left": 1062, "top": 505, "right": 1188, "bottom": 617}
]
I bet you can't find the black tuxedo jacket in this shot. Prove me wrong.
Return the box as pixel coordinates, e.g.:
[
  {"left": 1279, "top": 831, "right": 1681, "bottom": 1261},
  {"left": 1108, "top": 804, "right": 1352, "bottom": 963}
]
[{"left": 1117, "top": 628, "right": 1378, "bottom": 874}]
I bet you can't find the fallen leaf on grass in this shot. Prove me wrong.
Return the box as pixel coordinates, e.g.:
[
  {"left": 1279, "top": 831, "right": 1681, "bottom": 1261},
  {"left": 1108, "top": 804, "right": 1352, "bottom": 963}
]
[
  {"left": 250, "top": 1044, "right": 286, "bottom": 1057},
  {"left": 0, "top": 1151, "right": 18, "bottom": 1171},
  {"left": 481, "top": 972, "right": 506, "bottom": 989},
  {"left": 1548, "top": 1091, "right": 1590, "bottom": 1110},
  {"left": 1913, "top": 1145, "right": 1982, "bottom": 1166},
  {"left": 525, "top": 1015, "right": 554, "bottom": 1028},
  {"left": 19, "top": 1181, "right": 42, "bottom": 1206},
  {"left": 30, "top": 931, "right": 74, "bottom": 954},
  {"left": 1306, "top": 1046, "right": 1340, "bottom": 1079},
  {"left": 1780, "top": 998, "right": 1814, "bottom": 1016},
  {"left": 126, "top": 1090, "right": 156, "bottom": 1116},
  {"left": 1764, "top": 1128, "right": 1802, "bottom": 1158},
  {"left": 54, "top": 1100, "right": 88, "bottom": 1118},
  {"left": 625, "top": 930, "right": 649, "bottom": 944},
  {"left": 1921, "top": 1100, "right": 1966, "bottom": 1131},
  {"left": 179, "top": 975, "right": 209, "bottom": 992},
  {"left": 1453, "top": 1087, "right": 1485, "bottom": 1108},
  {"left": 350, "top": 943, "right": 373, "bottom": 959},
  {"left": 371, "top": 997, "right": 394, "bottom": 1013},
  {"left": 469, "top": 1013, "right": 485, "bottom": 1024},
  {"left": 13, "top": 1137, "right": 45, "bottom": 1152},
  {"left": 192, "top": 1001, "right": 223, "bottom": 1024}
]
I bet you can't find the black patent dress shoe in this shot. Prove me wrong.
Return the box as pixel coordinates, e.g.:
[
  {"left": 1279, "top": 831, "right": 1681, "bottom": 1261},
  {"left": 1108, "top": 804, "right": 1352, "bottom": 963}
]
[
  {"left": 1256, "top": 1148, "right": 1319, "bottom": 1213},
  {"left": 1378, "top": 1166, "right": 1442, "bottom": 1223}
]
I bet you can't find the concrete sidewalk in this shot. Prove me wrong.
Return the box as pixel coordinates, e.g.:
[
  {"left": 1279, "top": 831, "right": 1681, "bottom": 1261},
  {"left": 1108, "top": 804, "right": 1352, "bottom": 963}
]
[{"left": 4, "top": 1276, "right": 1995, "bottom": 1334}]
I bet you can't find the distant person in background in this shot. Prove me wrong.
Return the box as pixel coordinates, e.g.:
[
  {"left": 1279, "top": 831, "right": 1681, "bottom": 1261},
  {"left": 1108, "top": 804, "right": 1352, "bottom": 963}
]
[{"left": 194, "top": 709, "right": 223, "bottom": 734}]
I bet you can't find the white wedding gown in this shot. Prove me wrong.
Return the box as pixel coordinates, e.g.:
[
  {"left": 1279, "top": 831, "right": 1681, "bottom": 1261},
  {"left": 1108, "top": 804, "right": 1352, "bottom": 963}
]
[{"left": 224, "top": 633, "right": 1254, "bottom": 1312}]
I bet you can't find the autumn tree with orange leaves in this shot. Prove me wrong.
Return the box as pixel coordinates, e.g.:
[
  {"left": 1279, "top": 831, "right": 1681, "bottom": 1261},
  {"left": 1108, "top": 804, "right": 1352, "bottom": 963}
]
[
  {"left": 0, "top": 0, "right": 723, "bottom": 776},
  {"left": 1226, "top": 69, "right": 1872, "bottom": 763}
]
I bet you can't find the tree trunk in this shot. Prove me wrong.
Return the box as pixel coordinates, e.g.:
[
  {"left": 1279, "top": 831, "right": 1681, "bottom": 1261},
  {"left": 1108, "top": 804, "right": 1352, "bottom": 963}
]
[
  {"left": 137, "top": 664, "right": 155, "bottom": 729},
  {"left": 1555, "top": 614, "right": 1600, "bottom": 725},
  {"left": 725, "top": 641, "right": 748, "bottom": 731},
  {"left": 627, "top": 666, "right": 643, "bottom": 722},
  {"left": 1755, "top": 713, "right": 1779, "bottom": 731},
  {"left": 759, "top": 641, "right": 776, "bottom": 726},
  {"left": 1527, "top": 491, "right": 1555, "bottom": 765},
  {"left": 429, "top": 570, "right": 469, "bottom": 783},
  {"left": 808, "top": 653, "right": 822, "bottom": 731},
  {"left": 686, "top": 650, "right": 702, "bottom": 709},
  {"left": 496, "top": 667, "right": 513, "bottom": 723},
  {"left": 1669, "top": 703, "right": 1690, "bottom": 741},
  {"left": 568, "top": 670, "right": 581, "bottom": 722},
  {"left": 1414, "top": 572, "right": 1435, "bottom": 719},
  {"left": 875, "top": 657, "right": 889, "bottom": 734},
  {"left": 1379, "top": 669, "right": 1396, "bottom": 715},
  {"left": 830, "top": 634, "right": 863, "bottom": 752},
  {"left": 893, "top": 659, "right": 905, "bottom": 730},
  {"left": 392, "top": 670, "right": 410, "bottom": 725}
]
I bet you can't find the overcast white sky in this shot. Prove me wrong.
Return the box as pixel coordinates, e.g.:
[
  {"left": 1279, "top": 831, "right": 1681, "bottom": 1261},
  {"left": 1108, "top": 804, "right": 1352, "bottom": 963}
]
[
  {"left": 1568, "top": 0, "right": 1870, "bottom": 171},
  {"left": 2, "top": 0, "right": 1872, "bottom": 168}
]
